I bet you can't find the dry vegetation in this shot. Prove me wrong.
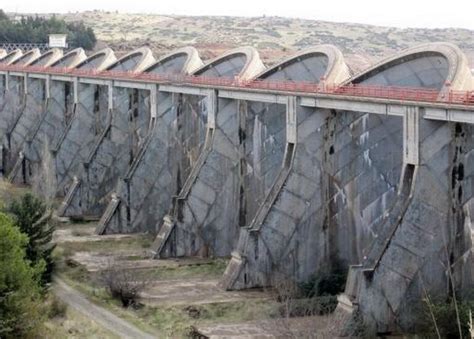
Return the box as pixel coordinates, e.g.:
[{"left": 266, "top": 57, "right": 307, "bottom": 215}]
[{"left": 50, "top": 11, "right": 474, "bottom": 71}]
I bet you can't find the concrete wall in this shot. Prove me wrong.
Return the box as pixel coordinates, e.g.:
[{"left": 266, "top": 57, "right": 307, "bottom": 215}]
[
  {"left": 1, "top": 42, "right": 473, "bottom": 335},
  {"left": 151, "top": 47, "right": 349, "bottom": 259},
  {"left": 98, "top": 48, "right": 262, "bottom": 235},
  {"left": 57, "top": 49, "right": 150, "bottom": 216},
  {"left": 0, "top": 75, "right": 25, "bottom": 174},
  {"left": 6, "top": 76, "right": 47, "bottom": 177}
]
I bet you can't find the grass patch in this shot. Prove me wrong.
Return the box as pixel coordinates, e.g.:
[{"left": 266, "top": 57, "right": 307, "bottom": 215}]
[
  {"left": 42, "top": 304, "right": 119, "bottom": 338},
  {"left": 131, "top": 259, "right": 228, "bottom": 281},
  {"left": 57, "top": 235, "right": 154, "bottom": 254}
]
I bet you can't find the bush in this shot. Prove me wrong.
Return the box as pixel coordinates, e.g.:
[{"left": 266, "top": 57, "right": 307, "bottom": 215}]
[
  {"left": 421, "top": 296, "right": 473, "bottom": 338},
  {"left": 101, "top": 261, "right": 148, "bottom": 307},
  {"left": 9, "top": 193, "right": 55, "bottom": 287},
  {"left": 299, "top": 263, "right": 348, "bottom": 298},
  {"left": 48, "top": 295, "right": 68, "bottom": 319},
  {"left": 0, "top": 212, "right": 45, "bottom": 338}
]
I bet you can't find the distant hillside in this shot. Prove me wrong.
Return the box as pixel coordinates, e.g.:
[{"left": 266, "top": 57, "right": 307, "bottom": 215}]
[{"left": 12, "top": 11, "right": 474, "bottom": 72}]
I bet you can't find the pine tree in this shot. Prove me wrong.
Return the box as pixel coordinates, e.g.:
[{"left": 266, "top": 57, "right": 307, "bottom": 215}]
[
  {"left": 9, "top": 193, "right": 55, "bottom": 286},
  {"left": 0, "top": 212, "right": 45, "bottom": 337}
]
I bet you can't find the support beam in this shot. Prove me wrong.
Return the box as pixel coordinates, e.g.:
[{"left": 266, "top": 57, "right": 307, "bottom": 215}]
[
  {"left": 286, "top": 96, "right": 297, "bottom": 144},
  {"left": 108, "top": 81, "right": 113, "bottom": 111},
  {"left": 403, "top": 106, "right": 420, "bottom": 165},
  {"left": 207, "top": 89, "right": 217, "bottom": 129},
  {"left": 73, "top": 77, "right": 78, "bottom": 104},
  {"left": 219, "top": 89, "right": 287, "bottom": 104},
  {"left": 159, "top": 84, "right": 211, "bottom": 96}
]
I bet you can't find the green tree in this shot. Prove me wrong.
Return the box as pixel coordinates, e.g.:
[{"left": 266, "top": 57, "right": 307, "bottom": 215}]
[
  {"left": 0, "top": 10, "right": 8, "bottom": 21},
  {"left": 9, "top": 194, "right": 55, "bottom": 286},
  {"left": 0, "top": 212, "right": 45, "bottom": 338},
  {"left": 0, "top": 11, "right": 97, "bottom": 50}
]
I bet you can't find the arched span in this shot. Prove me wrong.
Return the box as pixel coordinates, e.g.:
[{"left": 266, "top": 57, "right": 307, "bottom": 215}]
[
  {"left": 106, "top": 47, "right": 155, "bottom": 73},
  {"left": 144, "top": 47, "right": 203, "bottom": 75},
  {"left": 347, "top": 42, "right": 473, "bottom": 91},
  {"left": 75, "top": 48, "right": 116, "bottom": 71},
  {"left": 28, "top": 48, "right": 63, "bottom": 67},
  {"left": 192, "top": 46, "right": 265, "bottom": 80},
  {"left": 0, "top": 49, "right": 23, "bottom": 65},
  {"left": 51, "top": 48, "right": 87, "bottom": 69},
  {"left": 256, "top": 45, "right": 350, "bottom": 84},
  {"left": 11, "top": 49, "right": 41, "bottom": 66},
  {"left": 0, "top": 49, "right": 6, "bottom": 60}
]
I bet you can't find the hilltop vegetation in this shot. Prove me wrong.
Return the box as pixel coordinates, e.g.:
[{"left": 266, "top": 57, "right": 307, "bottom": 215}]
[
  {"left": 0, "top": 10, "right": 96, "bottom": 50},
  {"left": 55, "top": 11, "right": 474, "bottom": 70}
]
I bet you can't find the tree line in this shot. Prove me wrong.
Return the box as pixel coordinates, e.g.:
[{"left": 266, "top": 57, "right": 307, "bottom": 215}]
[{"left": 0, "top": 10, "right": 96, "bottom": 50}]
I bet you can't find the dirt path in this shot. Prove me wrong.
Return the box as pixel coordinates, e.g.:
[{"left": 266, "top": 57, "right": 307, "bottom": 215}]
[{"left": 53, "top": 278, "right": 156, "bottom": 339}]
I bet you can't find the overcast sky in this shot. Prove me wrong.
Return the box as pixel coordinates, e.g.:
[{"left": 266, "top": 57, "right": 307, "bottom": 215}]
[{"left": 2, "top": 0, "right": 474, "bottom": 30}]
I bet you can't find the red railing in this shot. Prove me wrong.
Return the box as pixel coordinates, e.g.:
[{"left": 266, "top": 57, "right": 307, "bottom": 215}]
[{"left": 1, "top": 64, "right": 473, "bottom": 106}]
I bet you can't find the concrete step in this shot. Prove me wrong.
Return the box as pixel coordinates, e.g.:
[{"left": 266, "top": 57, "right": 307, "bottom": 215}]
[
  {"left": 218, "top": 251, "right": 244, "bottom": 290},
  {"left": 95, "top": 194, "right": 120, "bottom": 235},
  {"left": 57, "top": 176, "right": 80, "bottom": 216},
  {"left": 150, "top": 215, "right": 175, "bottom": 259}
]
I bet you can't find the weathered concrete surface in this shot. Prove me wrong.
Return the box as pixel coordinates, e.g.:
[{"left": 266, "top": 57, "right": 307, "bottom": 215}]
[
  {"left": 53, "top": 49, "right": 165, "bottom": 212},
  {"left": 336, "top": 44, "right": 474, "bottom": 334},
  {"left": 339, "top": 120, "right": 474, "bottom": 334},
  {"left": 65, "top": 48, "right": 200, "bottom": 222},
  {"left": 151, "top": 46, "right": 349, "bottom": 259},
  {"left": 98, "top": 47, "right": 264, "bottom": 236},
  {"left": 221, "top": 43, "right": 470, "bottom": 297},
  {"left": 1, "top": 42, "right": 474, "bottom": 335},
  {"left": 25, "top": 48, "right": 116, "bottom": 190},
  {"left": 1, "top": 49, "right": 63, "bottom": 178},
  {"left": 9, "top": 49, "right": 88, "bottom": 186},
  {"left": 94, "top": 48, "right": 203, "bottom": 235},
  {"left": 0, "top": 74, "right": 26, "bottom": 174}
]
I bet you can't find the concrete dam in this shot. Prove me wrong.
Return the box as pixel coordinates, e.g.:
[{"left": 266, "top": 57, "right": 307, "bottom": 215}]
[{"left": 1, "top": 42, "right": 474, "bottom": 334}]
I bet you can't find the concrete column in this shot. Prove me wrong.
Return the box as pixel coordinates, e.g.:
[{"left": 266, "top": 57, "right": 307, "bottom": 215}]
[
  {"left": 23, "top": 74, "right": 28, "bottom": 95},
  {"left": 403, "top": 106, "right": 420, "bottom": 165},
  {"left": 45, "top": 75, "right": 51, "bottom": 99},
  {"left": 207, "top": 89, "right": 217, "bottom": 129},
  {"left": 107, "top": 81, "right": 114, "bottom": 111},
  {"left": 73, "top": 77, "right": 78, "bottom": 104},
  {"left": 286, "top": 96, "right": 297, "bottom": 144},
  {"left": 149, "top": 84, "right": 157, "bottom": 119}
]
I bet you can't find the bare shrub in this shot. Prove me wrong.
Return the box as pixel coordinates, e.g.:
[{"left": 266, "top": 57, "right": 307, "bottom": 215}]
[
  {"left": 48, "top": 294, "right": 68, "bottom": 319},
  {"left": 100, "top": 260, "right": 148, "bottom": 307}
]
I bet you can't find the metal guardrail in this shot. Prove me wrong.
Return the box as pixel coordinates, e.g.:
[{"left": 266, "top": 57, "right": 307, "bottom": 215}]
[
  {"left": 1, "top": 64, "right": 473, "bottom": 106},
  {"left": 0, "top": 43, "right": 50, "bottom": 52}
]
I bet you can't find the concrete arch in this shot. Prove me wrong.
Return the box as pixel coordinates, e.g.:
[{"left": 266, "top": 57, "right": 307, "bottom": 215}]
[
  {"left": 28, "top": 48, "right": 63, "bottom": 67},
  {"left": 193, "top": 46, "right": 265, "bottom": 80},
  {"left": 0, "top": 49, "right": 6, "bottom": 60},
  {"left": 106, "top": 47, "right": 155, "bottom": 73},
  {"left": 75, "top": 48, "right": 117, "bottom": 71},
  {"left": 144, "top": 47, "right": 203, "bottom": 75},
  {"left": 0, "top": 49, "right": 23, "bottom": 65},
  {"left": 346, "top": 42, "right": 474, "bottom": 91},
  {"left": 12, "top": 49, "right": 41, "bottom": 66},
  {"left": 256, "top": 44, "right": 350, "bottom": 84},
  {"left": 51, "top": 48, "right": 87, "bottom": 69}
]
